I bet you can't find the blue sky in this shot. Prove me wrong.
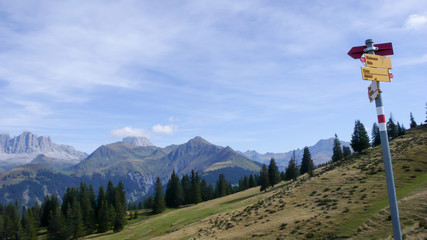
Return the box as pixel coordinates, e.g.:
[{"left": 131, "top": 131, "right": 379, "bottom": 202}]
[{"left": 0, "top": 0, "right": 426, "bottom": 154}]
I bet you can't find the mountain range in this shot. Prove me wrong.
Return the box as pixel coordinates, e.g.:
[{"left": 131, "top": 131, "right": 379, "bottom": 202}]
[
  {"left": 0, "top": 132, "right": 88, "bottom": 172},
  {"left": 0, "top": 131, "right": 349, "bottom": 207},
  {"left": 239, "top": 138, "right": 351, "bottom": 170},
  {"left": 0, "top": 133, "right": 261, "bottom": 206}
]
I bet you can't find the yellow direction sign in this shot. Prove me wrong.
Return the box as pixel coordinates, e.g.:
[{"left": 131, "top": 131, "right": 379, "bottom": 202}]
[
  {"left": 368, "top": 81, "right": 379, "bottom": 102},
  {"left": 361, "top": 67, "right": 391, "bottom": 82},
  {"left": 364, "top": 53, "right": 392, "bottom": 69}
]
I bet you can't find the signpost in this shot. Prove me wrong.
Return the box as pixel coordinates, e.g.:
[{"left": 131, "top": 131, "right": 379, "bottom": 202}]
[
  {"left": 348, "top": 39, "right": 402, "bottom": 240},
  {"left": 361, "top": 67, "right": 391, "bottom": 82},
  {"left": 364, "top": 53, "right": 392, "bottom": 69}
]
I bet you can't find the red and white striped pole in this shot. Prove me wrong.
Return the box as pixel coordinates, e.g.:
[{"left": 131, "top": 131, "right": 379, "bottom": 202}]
[{"left": 366, "top": 39, "right": 402, "bottom": 240}]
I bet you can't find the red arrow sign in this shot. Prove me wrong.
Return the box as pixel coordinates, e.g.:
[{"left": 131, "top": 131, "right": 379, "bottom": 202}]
[{"left": 348, "top": 42, "right": 394, "bottom": 59}]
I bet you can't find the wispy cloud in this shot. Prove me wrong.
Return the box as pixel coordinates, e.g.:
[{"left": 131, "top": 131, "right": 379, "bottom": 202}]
[
  {"left": 405, "top": 14, "right": 427, "bottom": 30},
  {"left": 109, "top": 127, "right": 151, "bottom": 139},
  {"left": 152, "top": 124, "right": 178, "bottom": 134}
]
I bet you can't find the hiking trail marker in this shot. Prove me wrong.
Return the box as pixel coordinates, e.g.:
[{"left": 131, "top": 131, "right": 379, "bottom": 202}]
[{"left": 348, "top": 39, "right": 402, "bottom": 240}]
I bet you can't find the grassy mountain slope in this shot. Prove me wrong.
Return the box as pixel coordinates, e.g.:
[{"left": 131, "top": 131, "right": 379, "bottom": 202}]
[{"left": 85, "top": 126, "right": 427, "bottom": 240}]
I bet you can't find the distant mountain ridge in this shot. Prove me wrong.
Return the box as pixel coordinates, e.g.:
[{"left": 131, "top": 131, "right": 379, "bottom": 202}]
[
  {"left": 0, "top": 132, "right": 88, "bottom": 172},
  {"left": 0, "top": 136, "right": 261, "bottom": 206},
  {"left": 122, "top": 136, "right": 153, "bottom": 147},
  {"left": 239, "top": 137, "right": 351, "bottom": 169}
]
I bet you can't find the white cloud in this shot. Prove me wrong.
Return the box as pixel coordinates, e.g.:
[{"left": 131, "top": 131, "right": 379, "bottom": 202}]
[
  {"left": 405, "top": 14, "right": 427, "bottom": 30},
  {"left": 109, "top": 127, "right": 150, "bottom": 138},
  {"left": 152, "top": 124, "right": 178, "bottom": 134}
]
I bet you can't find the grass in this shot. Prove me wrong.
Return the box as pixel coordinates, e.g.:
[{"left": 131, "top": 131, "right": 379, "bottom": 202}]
[{"left": 84, "top": 126, "right": 427, "bottom": 240}]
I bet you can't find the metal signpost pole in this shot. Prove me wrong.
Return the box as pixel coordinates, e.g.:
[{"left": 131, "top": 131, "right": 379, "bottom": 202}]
[{"left": 365, "top": 39, "right": 402, "bottom": 240}]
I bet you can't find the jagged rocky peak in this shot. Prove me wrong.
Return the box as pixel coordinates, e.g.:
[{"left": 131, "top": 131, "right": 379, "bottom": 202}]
[{"left": 122, "top": 136, "right": 153, "bottom": 147}]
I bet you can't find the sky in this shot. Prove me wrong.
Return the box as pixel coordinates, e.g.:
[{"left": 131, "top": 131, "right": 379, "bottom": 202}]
[{"left": 0, "top": 0, "right": 426, "bottom": 154}]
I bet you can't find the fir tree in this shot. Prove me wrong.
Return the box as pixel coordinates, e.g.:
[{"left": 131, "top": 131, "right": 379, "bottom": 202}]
[
  {"left": 4, "top": 202, "right": 21, "bottom": 240},
  {"left": 153, "top": 177, "right": 166, "bottom": 214},
  {"left": 113, "top": 181, "right": 127, "bottom": 232},
  {"left": 259, "top": 164, "right": 269, "bottom": 192},
  {"left": 144, "top": 196, "right": 154, "bottom": 209},
  {"left": 387, "top": 114, "right": 398, "bottom": 140},
  {"left": 410, "top": 112, "right": 417, "bottom": 128},
  {"left": 165, "top": 170, "right": 184, "bottom": 208},
  {"left": 249, "top": 174, "right": 257, "bottom": 188},
  {"left": 97, "top": 200, "right": 110, "bottom": 233},
  {"left": 342, "top": 146, "right": 352, "bottom": 158},
  {"left": 181, "top": 174, "right": 191, "bottom": 204},
  {"left": 280, "top": 171, "right": 286, "bottom": 181},
  {"left": 190, "top": 170, "right": 202, "bottom": 204},
  {"left": 397, "top": 122, "right": 406, "bottom": 136},
  {"left": 300, "top": 147, "right": 314, "bottom": 176},
  {"left": 371, "top": 122, "right": 381, "bottom": 147},
  {"left": 331, "top": 134, "right": 343, "bottom": 162},
  {"left": 21, "top": 206, "right": 37, "bottom": 240},
  {"left": 68, "top": 201, "right": 84, "bottom": 239},
  {"left": 268, "top": 158, "right": 281, "bottom": 187},
  {"left": 351, "top": 120, "right": 371, "bottom": 154},
  {"left": 47, "top": 204, "right": 69, "bottom": 240},
  {"left": 243, "top": 175, "right": 249, "bottom": 190},
  {"left": 285, "top": 152, "right": 299, "bottom": 181},
  {"left": 215, "top": 174, "right": 228, "bottom": 198}
]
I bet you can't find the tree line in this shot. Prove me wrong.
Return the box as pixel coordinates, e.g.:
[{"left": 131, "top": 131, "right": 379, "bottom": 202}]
[
  {"left": 147, "top": 169, "right": 259, "bottom": 214},
  {"left": 0, "top": 181, "right": 127, "bottom": 239}
]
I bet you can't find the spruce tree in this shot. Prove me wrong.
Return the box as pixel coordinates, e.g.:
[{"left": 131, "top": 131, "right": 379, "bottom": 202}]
[
  {"left": 280, "top": 171, "right": 286, "bottom": 181},
  {"left": 165, "top": 170, "right": 184, "bottom": 208},
  {"left": 300, "top": 147, "right": 314, "bottom": 176},
  {"left": 410, "top": 112, "right": 417, "bottom": 128},
  {"left": 397, "top": 122, "right": 406, "bottom": 136},
  {"left": 181, "top": 174, "right": 191, "bottom": 204},
  {"left": 190, "top": 170, "right": 202, "bottom": 204},
  {"left": 113, "top": 181, "right": 127, "bottom": 232},
  {"left": 68, "top": 201, "right": 84, "bottom": 239},
  {"left": 215, "top": 174, "right": 228, "bottom": 198},
  {"left": 387, "top": 114, "right": 398, "bottom": 140},
  {"left": 342, "top": 146, "right": 352, "bottom": 158},
  {"left": 243, "top": 175, "right": 249, "bottom": 190},
  {"left": 21, "top": 206, "right": 37, "bottom": 240},
  {"left": 371, "top": 122, "right": 381, "bottom": 147},
  {"left": 153, "top": 177, "right": 166, "bottom": 214},
  {"left": 97, "top": 200, "right": 110, "bottom": 233},
  {"left": 285, "top": 153, "right": 299, "bottom": 181},
  {"left": 268, "top": 158, "right": 281, "bottom": 187},
  {"left": 259, "top": 164, "right": 269, "bottom": 192},
  {"left": 249, "top": 174, "right": 257, "bottom": 188},
  {"left": 4, "top": 202, "right": 21, "bottom": 240},
  {"left": 331, "top": 134, "right": 343, "bottom": 162},
  {"left": 351, "top": 120, "right": 371, "bottom": 153}
]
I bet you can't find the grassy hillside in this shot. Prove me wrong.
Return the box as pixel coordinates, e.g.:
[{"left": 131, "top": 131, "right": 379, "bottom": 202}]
[{"left": 85, "top": 126, "right": 427, "bottom": 240}]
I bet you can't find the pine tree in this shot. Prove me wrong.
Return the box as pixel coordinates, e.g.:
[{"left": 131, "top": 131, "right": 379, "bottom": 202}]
[
  {"left": 113, "top": 181, "right": 127, "bottom": 232},
  {"left": 249, "top": 174, "right": 257, "bottom": 188},
  {"left": 285, "top": 153, "right": 299, "bottom": 181},
  {"left": 190, "top": 170, "right": 202, "bottom": 204},
  {"left": 268, "top": 158, "right": 281, "bottom": 187},
  {"left": 371, "top": 122, "right": 381, "bottom": 147},
  {"left": 259, "top": 164, "right": 269, "bottom": 192},
  {"left": 243, "top": 175, "right": 249, "bottom": 190},
  {"left": 387, "top": 114, "right": 398, "bottom": 140},
  {"left": 144, "top": 196, "right": 154, "bottom": 209},
  {"left": 397, "top": 122, "right": 406, "bottom": 136},
  {"left": 342, "top": 146, "right": 352, "bottom": 158},
  {"left": 4, "top": 202, "right": 21, "bottom": 240},
  {"left": 410, "top": 112, "right": 417, "bottom": 128},
  {"left": 47, "top": 203, "right": 69, "bottom": 240},
  {"left": 181, "top": 174, "right": 191, "bottom": 204},
  {"left": 280, "top": 171, "right": 286, "bottom": 181},
  {"left": 21, "top": 206, "right": 37, "bottom": 240},
  {"left": 351, "top": 120, "right": 371, "bottom": 154},
  {"left": 215, "top": 174, "right": 228, "bottom": 198},
  {"left": 68, "top": 201, "right": 84, "bottom": 238},
  {"left": 331, "top": 134, "right": 343, "bottom": 162},
  {"left": 165, "top": 170, "right": 184, "bottom": 208},
  {"left": 97, "top": 200, "right": 110, "bottom": 233},
  {"left": 153, "top": 177, "right": 166, "bottom": 214},
  {"left": 300, "top": 147, "right": 314, "bottom": 176}
]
